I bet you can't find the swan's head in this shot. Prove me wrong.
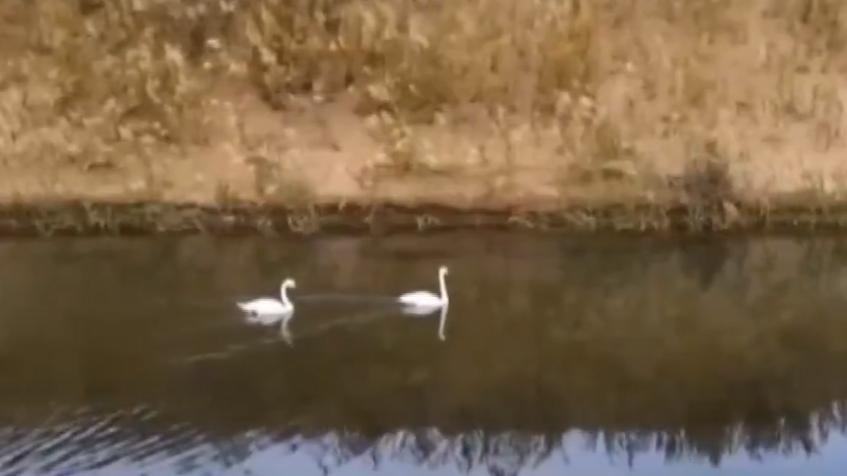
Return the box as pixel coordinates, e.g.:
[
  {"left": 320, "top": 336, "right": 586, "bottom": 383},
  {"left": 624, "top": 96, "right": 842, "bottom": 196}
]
[
  {"left": 282, "top": 278, "right": 297, "bottom": 289},
  {"left": 439, "top": 265, "right": 449, "bottom": 276}
]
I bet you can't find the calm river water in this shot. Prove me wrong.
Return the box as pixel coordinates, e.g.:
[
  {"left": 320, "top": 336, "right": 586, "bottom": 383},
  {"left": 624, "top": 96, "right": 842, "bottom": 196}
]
[{"left": 1, "top": 232, "right": 847, "bottom": 475}]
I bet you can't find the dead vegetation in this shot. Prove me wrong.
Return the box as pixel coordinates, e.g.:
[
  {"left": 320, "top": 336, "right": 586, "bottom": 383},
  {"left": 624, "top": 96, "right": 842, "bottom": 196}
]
[{"left": 1, "top": 0, "right": 847, "bottom": 231}]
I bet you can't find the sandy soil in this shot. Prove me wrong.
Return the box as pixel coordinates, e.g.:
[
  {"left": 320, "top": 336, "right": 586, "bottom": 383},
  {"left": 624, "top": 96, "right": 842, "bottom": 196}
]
[
  {"left": 0, "top": 85, "right": 580, "bottom": 211},
  {"left": 0, "top": 79, "right": 708, "bottom": 211}
]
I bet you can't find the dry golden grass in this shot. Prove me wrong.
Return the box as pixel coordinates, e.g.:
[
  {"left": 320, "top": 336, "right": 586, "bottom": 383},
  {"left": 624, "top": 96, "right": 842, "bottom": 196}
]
[{"left": 1, "top": 0, "right": 847, "bottom": 218}]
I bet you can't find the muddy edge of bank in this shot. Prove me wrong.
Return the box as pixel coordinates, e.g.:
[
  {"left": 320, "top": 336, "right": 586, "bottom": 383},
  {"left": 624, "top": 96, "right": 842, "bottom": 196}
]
[{"left": 1, "top": 200, "right": 847, "bottom": 237}]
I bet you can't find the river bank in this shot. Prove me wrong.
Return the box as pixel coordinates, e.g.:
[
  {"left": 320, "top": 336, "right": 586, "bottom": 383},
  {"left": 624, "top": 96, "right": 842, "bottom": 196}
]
[
  {"left": 3, "top": 199, "right": 847, "bottom": 237},
  {"left": 3, "top": 1, "right": 847, "bottom": 236}
]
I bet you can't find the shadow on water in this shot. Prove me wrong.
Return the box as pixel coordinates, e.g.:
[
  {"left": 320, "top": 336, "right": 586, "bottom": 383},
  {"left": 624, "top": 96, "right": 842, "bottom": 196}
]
[{"left": 1, "top": 233, "right": 847, "bottom": 474}]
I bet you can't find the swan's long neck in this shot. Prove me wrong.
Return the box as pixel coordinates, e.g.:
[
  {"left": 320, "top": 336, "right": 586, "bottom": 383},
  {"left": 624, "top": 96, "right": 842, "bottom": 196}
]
[
  {"left": 280, "top": 284, "right": 292, "bottom": 307},
  {"left": 438, "top": 270, "right": 448, "bottom": 303}
]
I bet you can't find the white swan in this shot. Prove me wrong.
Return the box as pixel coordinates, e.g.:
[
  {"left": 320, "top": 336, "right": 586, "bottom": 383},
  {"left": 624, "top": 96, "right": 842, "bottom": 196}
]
[
  {"left": 237, "top": 278, "right": 296, "bottom": 318},
  {"left": 398, "top": 265, "right": 449, "bottom": 309}
]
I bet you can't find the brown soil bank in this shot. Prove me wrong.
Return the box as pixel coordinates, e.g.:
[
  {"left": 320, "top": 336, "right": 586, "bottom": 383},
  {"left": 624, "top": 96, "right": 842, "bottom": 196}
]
[{"left": 2, "top": 0, "right": 847, "bottom": 235}]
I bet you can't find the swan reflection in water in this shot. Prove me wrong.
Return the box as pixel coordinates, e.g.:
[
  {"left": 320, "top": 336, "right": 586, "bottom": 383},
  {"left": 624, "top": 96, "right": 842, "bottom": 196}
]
[
  {"left": 400, "top": 303, "right": 449, "bottom": 341},
  {"left": 270, "top": 300, "right": 448, "bottom": 345},
  {"left": 239, "top": 307, "right": 296, "bottom": 347},
  {"left": 279, "top": 315, "right": 294, "bottom": 346}
]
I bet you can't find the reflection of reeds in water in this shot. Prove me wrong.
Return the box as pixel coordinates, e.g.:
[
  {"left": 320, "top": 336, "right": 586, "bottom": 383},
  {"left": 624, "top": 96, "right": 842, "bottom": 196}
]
[
  {"left": 1, "top": 403, "right": 845, "bottom": 476},
  {"left": 0, "top": 406, "right": 240, "bottom": 475}
]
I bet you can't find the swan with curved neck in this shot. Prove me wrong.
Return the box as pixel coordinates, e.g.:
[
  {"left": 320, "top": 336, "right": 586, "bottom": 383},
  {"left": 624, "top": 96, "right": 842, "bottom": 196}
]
[
  {"left": 397, "top": 265, "right": 449, "bottom": 309},
  {"left": 237, "top": 278, "right": 296, "bottom": 319}
]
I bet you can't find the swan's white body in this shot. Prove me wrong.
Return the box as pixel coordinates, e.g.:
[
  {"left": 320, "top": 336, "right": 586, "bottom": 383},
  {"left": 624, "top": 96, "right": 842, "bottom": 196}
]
[
  {"left": 398, "top": 266, "right": 449, "bottom": 309},
  {"left": 242, "top": 306, "right": 290, "bottom": 324},
  {"left": 237, "top": 278, "right": 296, "bottom": 318}
]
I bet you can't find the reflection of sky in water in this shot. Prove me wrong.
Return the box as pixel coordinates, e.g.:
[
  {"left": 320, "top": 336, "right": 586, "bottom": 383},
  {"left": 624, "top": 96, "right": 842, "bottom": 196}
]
[
  {"left": 556, "top": 432, "right": 847, "bottom": 476},
  {"left": 71, "top": 431, "right": 847, "bottom": 476},
  {"left": 22, "top": 427, "right": 845, "bottom": 476},
  {"left": 219, "top": 431, "right": 847, "bottom": 476}
]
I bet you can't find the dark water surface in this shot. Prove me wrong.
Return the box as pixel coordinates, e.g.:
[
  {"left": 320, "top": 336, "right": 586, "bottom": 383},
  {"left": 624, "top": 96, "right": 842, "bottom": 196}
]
[{"left": 1, "top": 232, "right": 847, "bottom": 475}]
